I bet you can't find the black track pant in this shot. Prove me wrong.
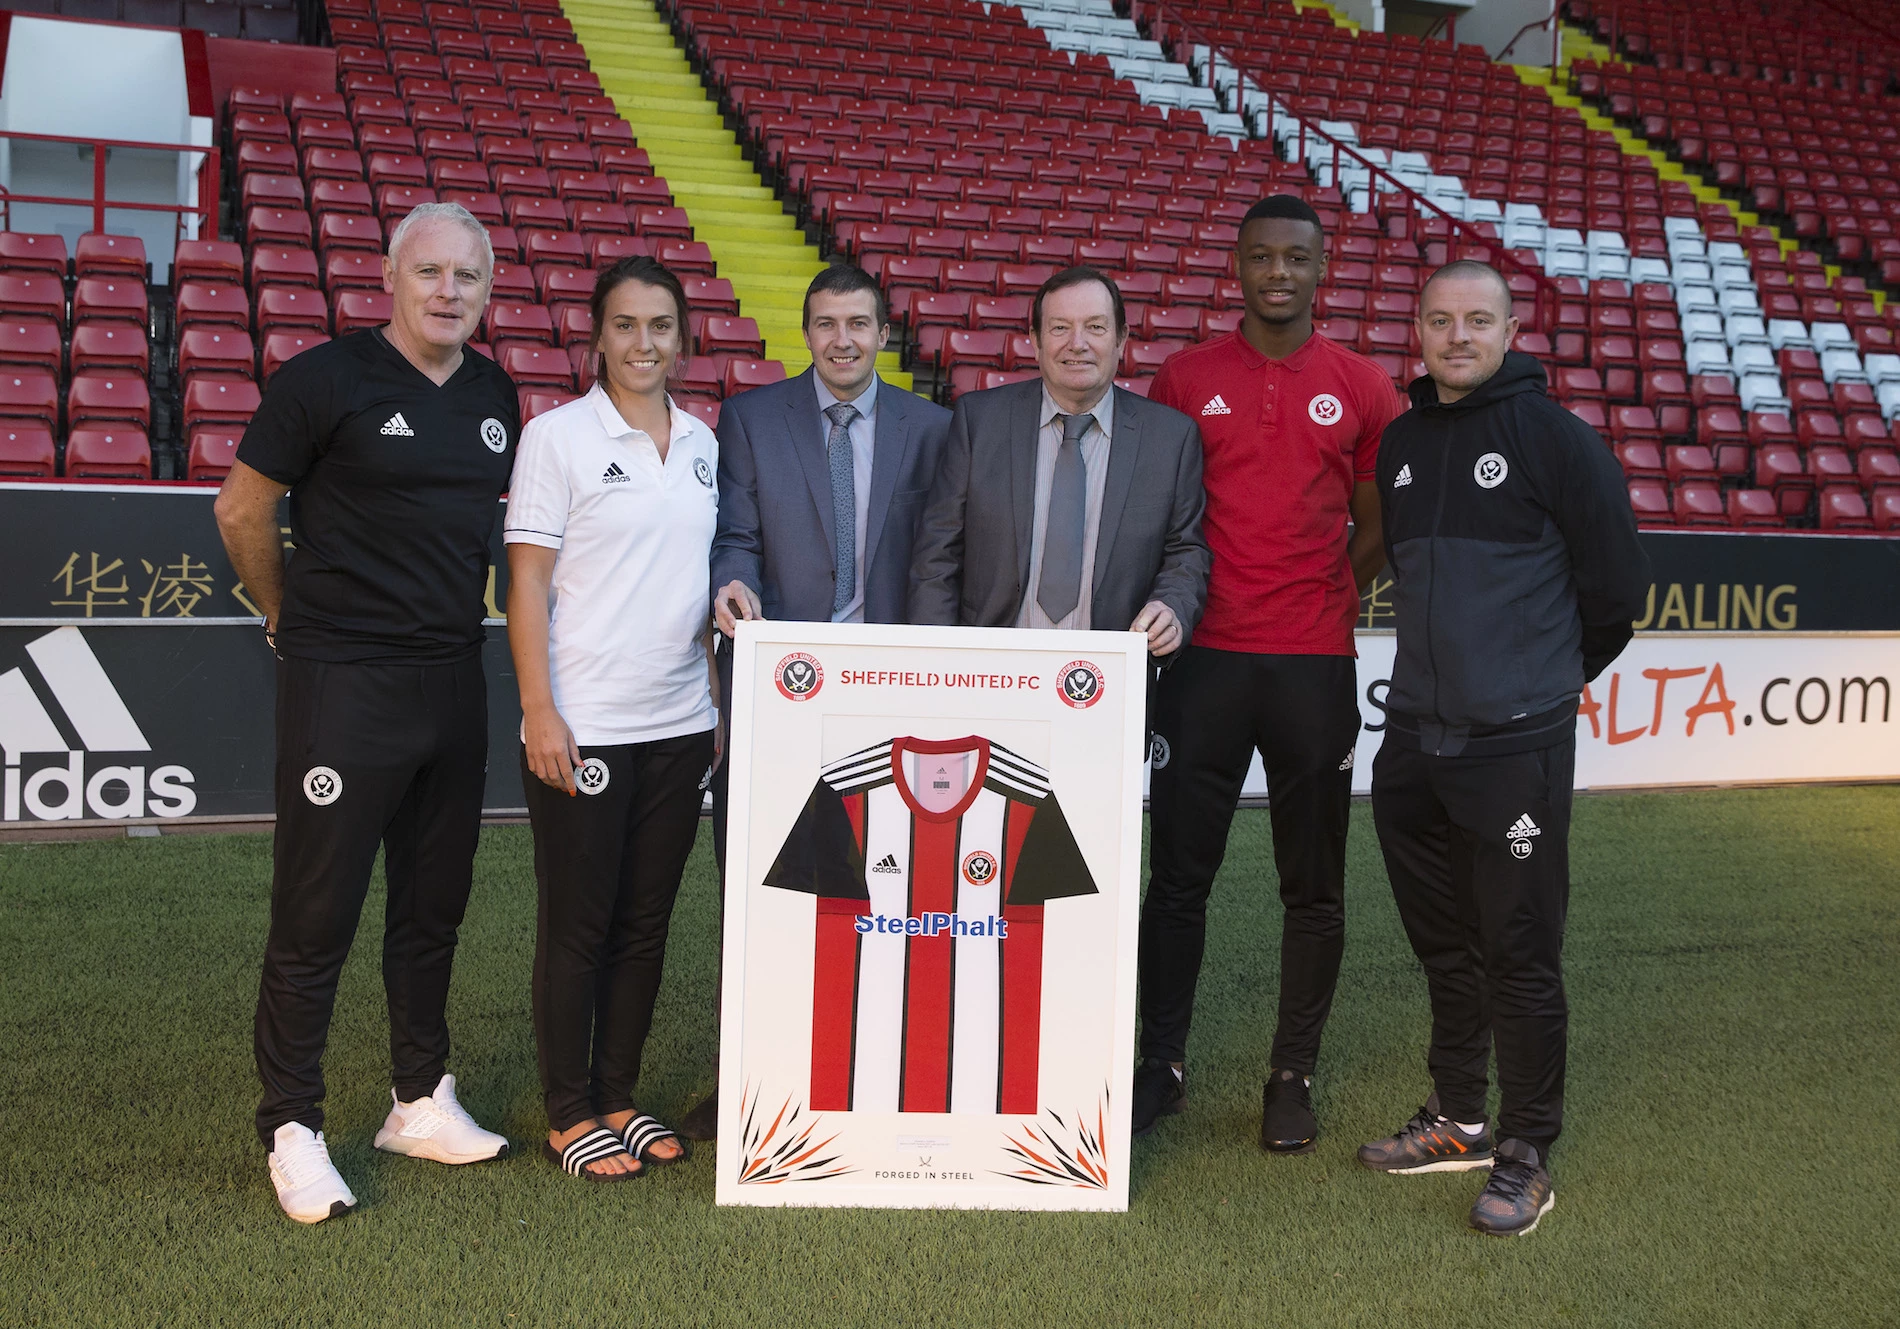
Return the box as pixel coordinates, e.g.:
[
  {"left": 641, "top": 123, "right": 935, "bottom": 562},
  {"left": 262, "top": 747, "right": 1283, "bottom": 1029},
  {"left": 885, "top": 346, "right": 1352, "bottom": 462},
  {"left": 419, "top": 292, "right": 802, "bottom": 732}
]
[
  {"left": 1370, "top": 736, "right": 1574, "bottom": 1155},
  {"left": 525, "top": 730, "right": 714, "bottom": 1132},
  {"left": 1139, "top": 647, "right": 1360, "bottom": 1073},
  {"left": 255, "top": 655, "right": 487, "bottom": 1148}
]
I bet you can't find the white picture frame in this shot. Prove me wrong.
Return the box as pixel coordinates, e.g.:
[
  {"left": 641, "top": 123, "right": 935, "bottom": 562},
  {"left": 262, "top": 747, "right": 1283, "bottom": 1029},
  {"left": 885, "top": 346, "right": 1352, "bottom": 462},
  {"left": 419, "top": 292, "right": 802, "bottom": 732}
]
[{"left": 715, "top": 621, "right": 1148, "bottom": 1211}]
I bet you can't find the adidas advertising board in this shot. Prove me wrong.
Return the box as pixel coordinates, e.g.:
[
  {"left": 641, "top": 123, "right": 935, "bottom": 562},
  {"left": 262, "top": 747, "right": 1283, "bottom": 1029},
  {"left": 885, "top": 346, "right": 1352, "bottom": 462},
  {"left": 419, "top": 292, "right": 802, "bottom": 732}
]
[{"left": 717, "top": 622, "right": 1147, "bottom": 1212}]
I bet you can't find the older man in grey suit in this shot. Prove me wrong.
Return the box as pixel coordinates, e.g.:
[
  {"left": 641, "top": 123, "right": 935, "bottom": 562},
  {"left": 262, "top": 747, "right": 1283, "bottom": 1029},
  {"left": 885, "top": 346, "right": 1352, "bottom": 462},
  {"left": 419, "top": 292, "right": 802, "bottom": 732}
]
[
  {"left": 690, "top": 263, "right": 950, "bottom": 1138},
  {"left": 910, "top": 266, "right": 1210, "bottom": 655}
]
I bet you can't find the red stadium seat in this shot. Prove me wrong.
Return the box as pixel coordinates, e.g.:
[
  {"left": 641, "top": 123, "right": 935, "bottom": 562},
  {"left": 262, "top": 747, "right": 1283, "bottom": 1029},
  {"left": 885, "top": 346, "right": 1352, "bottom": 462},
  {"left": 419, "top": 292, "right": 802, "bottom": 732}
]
[
  {"left": 257, "top": 286, "right": 331, "bottom": 334},
  {"left": 1626, "top": 478, "right": 1671, "bottom": 526},
  {"left": 679, "top": 398, "right": 720, "bottom": 430},
  {"left": 261, "top": 331, "right": 331, "bottom": 382},
  {"left": 485, "top": 300, "right": 554, "bottom": 345},
  {"left": 68, "top": 373, "right": 151, "bottom": 431},
  {"left": 498, "top": 344, "right": 575, "bottom": 389},
  {"left": 70, "top": 324, "right": 150, "bottom": 377},
  {"left": 0, "top": 422, "right": 55, "bottom": 478},
  {"left": 325, "top": 251, "right": 386, "bottom": 293},
  {"left": 75, "top": 233, "right": 147, "bottom": 279},
  {"left": 178, "top": 328, "right": 257, "bottom": 381},
  {"left": 0, "top": 320, "right": 62, "bottom": 376},
  {"left": 1671, "top": 481, "right": 1726, "bottom": 527},
  {"left": 699, "top": 317, "right": 765, "bottom": 358},
  {"left": 181, "top": 378, "right": 262, "bottom": 432},
  {"left": 0, "top": 275, "right": 67, "bottom": 329},
  {"left": 62, "top": 427, "right": 151, "bottom": 479},
  {"left": 0, "top": 233, "right": 69, "bottom": 278},
  {"left": 334, "top": 290, "right": 395, "bottom": 334},
  {"left": 1726, "top": 489, "right": 1783, "bottom": 528},
  {"left": 0, "top": 369, "right": 60, "bottom": 428},
  {"left": 73, "top": 277, "right": 150, "bottom": 332},
  {"left": 1818, "top": 486, "right": 1874, "bottom": 531},
  {"left": 520, "top": 388, "right": 578, "bottom": 422},
  {"left": 172, "top": 239, "right": 244, "bottom": 286},
  {"left": 251, "top": 245, "right": 321, "bottom": 289},
  {"left": 720, "top": 359, "right": 785, "bottom": 397}
]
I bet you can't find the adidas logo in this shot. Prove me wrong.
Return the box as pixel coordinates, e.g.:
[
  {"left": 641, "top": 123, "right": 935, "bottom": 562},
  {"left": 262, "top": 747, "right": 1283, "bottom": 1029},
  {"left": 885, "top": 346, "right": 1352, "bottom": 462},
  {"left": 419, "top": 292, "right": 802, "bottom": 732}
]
[
  {"left": 380, "top": 412, "right": 414, "bottom": 437},
  {"left": 1506, "top": 814, "right": 1541, "bottom": 840},
  {"left": 1393, "top": 463, "right": 1413, "bottom": 488},
  {"left": 602, "top": 462, "right": 630, "bottom": 484},
  {"left": 1200, "top": 394, "right": 1231, "bottom": 416},
  {"left": 871, "top": 853, "right": 901, "bottom": 874},
  {"left": 2, "top": 626, "right": 198, "bottom": 821}
]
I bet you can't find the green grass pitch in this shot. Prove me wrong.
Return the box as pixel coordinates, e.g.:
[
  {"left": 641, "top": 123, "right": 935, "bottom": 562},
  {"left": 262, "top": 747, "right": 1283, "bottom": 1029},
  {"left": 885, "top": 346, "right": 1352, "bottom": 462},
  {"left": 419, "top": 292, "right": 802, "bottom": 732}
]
[{"left": 2, "top": 787, "right": 1896, "bottom": 1327}]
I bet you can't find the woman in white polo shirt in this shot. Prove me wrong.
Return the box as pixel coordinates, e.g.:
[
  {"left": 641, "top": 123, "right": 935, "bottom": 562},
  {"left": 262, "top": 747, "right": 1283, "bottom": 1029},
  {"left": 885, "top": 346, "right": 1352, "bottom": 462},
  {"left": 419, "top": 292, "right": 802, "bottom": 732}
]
[{"left": 504, "top": 256, "right": 717, "bottom": 1182}]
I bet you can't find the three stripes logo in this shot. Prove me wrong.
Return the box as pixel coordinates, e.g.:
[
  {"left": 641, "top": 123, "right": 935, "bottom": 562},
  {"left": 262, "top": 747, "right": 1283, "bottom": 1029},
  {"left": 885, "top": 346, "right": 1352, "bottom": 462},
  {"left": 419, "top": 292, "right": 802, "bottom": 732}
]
[
  {"left": 871, "top": 853, "right": 901, "bottom": 875},
  {"left": 0, "top": 627, "right": 196, "bottom": 822},
  {"left": 602, "top": 461, "right": 631, "bottom": 484},
  {"left": 1506, "top": 813, "right": 1541, "bottom": 859},
  {"left": 1393, "top": 463, "right": 1413, "bottom": 489},
  {"left": 1200, "top": 394, "right": 1232, "bottom": 416},
  {"left": 380, "top": 413, "right": 415, "bottom": 437}
]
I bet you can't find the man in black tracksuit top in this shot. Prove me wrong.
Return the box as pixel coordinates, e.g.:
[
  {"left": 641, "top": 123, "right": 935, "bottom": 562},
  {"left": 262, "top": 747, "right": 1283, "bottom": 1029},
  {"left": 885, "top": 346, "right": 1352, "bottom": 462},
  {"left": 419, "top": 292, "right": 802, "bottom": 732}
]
[{"left": 1358, "top": 262, "right": 1648, "bottom": 1238}]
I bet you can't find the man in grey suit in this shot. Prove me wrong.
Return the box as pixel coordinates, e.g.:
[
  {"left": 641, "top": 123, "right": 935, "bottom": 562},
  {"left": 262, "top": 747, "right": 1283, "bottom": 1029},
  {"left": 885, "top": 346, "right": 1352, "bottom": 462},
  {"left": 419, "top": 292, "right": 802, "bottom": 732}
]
[
  {"left": 909, "top": 266, "right": 1210, "bottom": 656},
  {"left": 689, "top": 263, "right": 951, "bottom": 1137}
]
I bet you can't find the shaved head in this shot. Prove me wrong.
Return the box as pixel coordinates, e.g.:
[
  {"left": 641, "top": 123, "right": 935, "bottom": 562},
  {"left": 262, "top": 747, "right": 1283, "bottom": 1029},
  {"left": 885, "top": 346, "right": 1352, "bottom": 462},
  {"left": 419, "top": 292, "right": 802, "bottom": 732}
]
[{"left": 1420, "top": 260, "right": 1512, "bottom": 317}]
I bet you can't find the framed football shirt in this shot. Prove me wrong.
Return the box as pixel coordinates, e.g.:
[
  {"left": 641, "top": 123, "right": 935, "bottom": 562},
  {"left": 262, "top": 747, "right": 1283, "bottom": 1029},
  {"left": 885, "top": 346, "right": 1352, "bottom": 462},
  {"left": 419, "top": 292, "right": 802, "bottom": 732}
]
[{"left": 717, "top": 623, "right": 1146, "bottom": 1212}]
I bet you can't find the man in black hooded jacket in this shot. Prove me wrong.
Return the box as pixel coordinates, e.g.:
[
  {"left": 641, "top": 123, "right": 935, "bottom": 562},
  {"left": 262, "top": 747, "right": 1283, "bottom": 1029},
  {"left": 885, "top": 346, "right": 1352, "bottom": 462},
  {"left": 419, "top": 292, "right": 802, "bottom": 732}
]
[{"left": 1357, "top": 261, "right": 1649, "bottom": 1238}]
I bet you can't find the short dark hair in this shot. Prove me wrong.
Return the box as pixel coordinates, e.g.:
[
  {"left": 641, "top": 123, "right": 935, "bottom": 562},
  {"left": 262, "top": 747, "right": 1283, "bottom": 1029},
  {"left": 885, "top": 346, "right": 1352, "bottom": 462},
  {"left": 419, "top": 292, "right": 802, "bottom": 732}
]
[
  {"left": 1420, "top": 259, "right": 1513, "bottom": 314},
  {"left": 803, "top": 263, "right": 888, "bottom": 329},
  {"left": 1240, "top": 194, "right": 1326, "bottom": 241},
  {"left": 1032, "top": 265, "right": 1126, "bottom": 337},
  {"left": 589, "top": 255, "right": 692, "bottom": 358}
]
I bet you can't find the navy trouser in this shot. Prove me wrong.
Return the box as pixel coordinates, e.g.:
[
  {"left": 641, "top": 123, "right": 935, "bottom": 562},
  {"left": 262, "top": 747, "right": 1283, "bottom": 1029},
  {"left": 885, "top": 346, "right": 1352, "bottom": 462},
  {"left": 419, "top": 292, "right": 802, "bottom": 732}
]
[
  {"left": 1139, "top": 647, "right": 1361, "bottom": 1074},
  {"left": 255, "top": 655, "right": 487, "bottom": 1147},
  {"left": 1371, "top": 736, "right": 1575, "bottom": 1154}
]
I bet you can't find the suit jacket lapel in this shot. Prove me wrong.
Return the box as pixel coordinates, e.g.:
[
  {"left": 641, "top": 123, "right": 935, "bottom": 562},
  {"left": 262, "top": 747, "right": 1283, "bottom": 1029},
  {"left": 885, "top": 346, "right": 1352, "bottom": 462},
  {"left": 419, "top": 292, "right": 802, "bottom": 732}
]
[
  {"left": 784, "top": 370, "right": 837, "bottom": 559},
  {"left": 1011, "top": 383, "right": 1039, "bottom": 591},
  {"left": 863, "top": 384, "right": 913, "bottom": 575},
  {"left": 1092, "top": 389, "right": 1141, "bottom": 589}
]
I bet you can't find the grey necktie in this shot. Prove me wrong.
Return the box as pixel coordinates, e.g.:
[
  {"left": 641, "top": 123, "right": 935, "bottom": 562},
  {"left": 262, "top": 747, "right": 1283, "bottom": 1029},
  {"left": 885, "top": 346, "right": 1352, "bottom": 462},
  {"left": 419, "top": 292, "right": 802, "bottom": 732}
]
[
  {"left": 825, "top": 401, "right": 859, "bottom": 615},
  {"left": 1037, "top": 411, "right": 1093, "bottom": 624}
]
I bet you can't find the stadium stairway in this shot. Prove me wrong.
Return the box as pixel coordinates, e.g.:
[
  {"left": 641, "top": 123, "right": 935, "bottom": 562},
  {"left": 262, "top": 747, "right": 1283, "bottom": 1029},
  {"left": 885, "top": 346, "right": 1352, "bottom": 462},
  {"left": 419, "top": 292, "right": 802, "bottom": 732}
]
[{"left": 559, "top": 0, "right": 910, "bottom": 387}]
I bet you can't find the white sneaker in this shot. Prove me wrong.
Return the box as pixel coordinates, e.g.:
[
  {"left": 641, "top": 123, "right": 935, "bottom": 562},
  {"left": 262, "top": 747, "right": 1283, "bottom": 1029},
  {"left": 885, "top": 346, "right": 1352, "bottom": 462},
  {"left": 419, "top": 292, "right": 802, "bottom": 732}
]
[
  {"left": 373, "top": 1073, "right": 509, "bottom": 1164},
  {"left": 268, "top": 1122, "right": 357, "bottom": 1224}
]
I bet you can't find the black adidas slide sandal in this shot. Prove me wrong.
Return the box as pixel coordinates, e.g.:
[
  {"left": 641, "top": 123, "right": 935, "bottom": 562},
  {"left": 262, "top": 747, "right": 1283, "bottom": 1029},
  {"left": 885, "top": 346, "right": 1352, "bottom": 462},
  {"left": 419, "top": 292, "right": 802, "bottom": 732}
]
[
  {"left": 543, "top": 1127, "right": 643, "bottom": 1182},
  {"left": 620, "top": 1113, "right": 690, "bottom": 1167}
]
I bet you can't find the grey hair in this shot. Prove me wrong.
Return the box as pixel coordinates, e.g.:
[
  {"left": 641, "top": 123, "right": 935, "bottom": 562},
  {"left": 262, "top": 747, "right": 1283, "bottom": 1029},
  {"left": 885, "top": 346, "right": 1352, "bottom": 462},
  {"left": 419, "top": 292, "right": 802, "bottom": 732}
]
[{"left": 386, "top": 201, "right": 494, "bottom": 275}]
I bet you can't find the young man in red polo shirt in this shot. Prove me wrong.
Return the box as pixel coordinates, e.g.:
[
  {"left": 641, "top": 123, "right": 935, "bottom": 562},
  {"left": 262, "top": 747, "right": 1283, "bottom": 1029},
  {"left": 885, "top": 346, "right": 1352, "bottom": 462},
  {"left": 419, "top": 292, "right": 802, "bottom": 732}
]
[{"left": 1136, "top": 195, "right": 1402, "bottom": 1151}]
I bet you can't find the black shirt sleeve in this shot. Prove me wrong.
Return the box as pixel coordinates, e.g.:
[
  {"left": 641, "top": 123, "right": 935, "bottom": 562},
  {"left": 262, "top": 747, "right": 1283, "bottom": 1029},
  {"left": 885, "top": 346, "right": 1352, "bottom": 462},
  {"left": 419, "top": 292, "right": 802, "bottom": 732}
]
[
  {"left": 763, "top": 780, "right": 870, "bottom": 900},
  {"left": 1551, "top": 409, "right": 1652, "bottom": 681},
  {"left": 235, "top": 348, "right": 338, "bottom": 486},
  {"left": 1007, "top": 794, "right": 1099, "bottom": 905}
]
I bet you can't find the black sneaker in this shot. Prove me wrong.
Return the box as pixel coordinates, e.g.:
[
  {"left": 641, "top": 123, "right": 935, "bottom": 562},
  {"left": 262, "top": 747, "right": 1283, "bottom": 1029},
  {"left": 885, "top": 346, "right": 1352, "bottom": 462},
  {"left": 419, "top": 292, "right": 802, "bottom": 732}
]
[
  {"left": 1259, "top": 1068, "right": 1317, "bottom": 1154},
  {"left": 1358, "top": 1093, "right": 1496, "bottom": 1174},
  {"left": 1131, "top": 1058, "right": 1186, "bottom": 1137},
  {"left": 1469, "top": 1139, "right": 1555, "bottom": 1237}
]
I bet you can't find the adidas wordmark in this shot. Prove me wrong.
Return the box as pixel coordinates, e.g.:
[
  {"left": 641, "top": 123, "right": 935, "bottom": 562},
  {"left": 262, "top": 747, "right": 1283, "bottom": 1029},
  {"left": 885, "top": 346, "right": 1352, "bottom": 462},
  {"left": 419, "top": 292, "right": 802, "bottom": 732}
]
[
  {"left": 1201, "top": 394, "right": 1232, "bottom": 416},
  {"left": 381, "top": 413, "right": 414, "bottom": 437},
  {"left": 1393, "top": 463, "right": 1413, "bottom": 488},
  {"left": 1506, "top": 814, "right": 1541, "bottom": 840}
]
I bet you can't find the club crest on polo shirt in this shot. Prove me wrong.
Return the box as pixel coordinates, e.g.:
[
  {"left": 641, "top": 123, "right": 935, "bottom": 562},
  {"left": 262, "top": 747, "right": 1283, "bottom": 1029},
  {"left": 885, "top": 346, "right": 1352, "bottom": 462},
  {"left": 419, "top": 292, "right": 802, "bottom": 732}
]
[
  {"left": 1308, "top": 393, "right": 1343, "bottom": 425},
  {"left": 694, "top": 456, "right": 713, "bottom": 487},
  {"left": 380, "top": 413, "right": 414, "bottom": 437},
  {"left": 480, "top": 417, "right": 509, "bottom": 453},
  {"left": 1200, "top": 394, "right": 1231, "bottom": 416}
]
